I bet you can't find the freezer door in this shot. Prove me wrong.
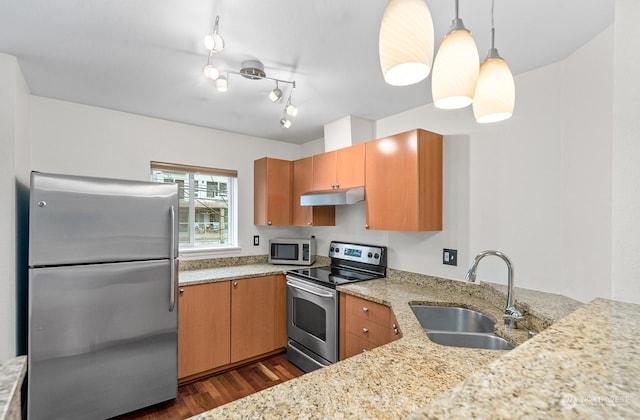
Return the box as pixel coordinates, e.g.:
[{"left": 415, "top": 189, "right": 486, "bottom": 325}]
[
  {"left": 28, "top": 260, "right": 178, "bottom": 420},
  {"left": 29, "top": 171, "right": 178, "bottom": 266}
]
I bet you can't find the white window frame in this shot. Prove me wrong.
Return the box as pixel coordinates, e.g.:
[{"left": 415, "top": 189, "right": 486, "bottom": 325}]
[{"left": 151, "top": 161, "right": 239, "bottom": 258}]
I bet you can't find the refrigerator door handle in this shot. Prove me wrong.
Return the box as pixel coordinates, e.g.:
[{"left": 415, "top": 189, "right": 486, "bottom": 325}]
[{"left": 169, "top": 205, "right": 177, "bottom": 312}]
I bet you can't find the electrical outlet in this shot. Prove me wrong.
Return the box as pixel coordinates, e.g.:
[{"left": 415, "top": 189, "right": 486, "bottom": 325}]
[
  {"left": 443, "top": 248, "right": 457, "bottom": 266},
  {"left": 253, "top": 235, "right": 259, "bottom": 246}
]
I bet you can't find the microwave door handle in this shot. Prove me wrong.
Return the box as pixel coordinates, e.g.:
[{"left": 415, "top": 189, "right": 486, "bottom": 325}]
[{"left": 287, "top": 281, "right": 334, "bottom": 299}]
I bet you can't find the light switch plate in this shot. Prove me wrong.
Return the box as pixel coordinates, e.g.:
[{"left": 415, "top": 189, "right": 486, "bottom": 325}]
[
  {"left": 443, "top": 248, "right": 457, "bottom": 266},
  {"left": 253, "top": 235, "right": 259, "bottom": 246}
]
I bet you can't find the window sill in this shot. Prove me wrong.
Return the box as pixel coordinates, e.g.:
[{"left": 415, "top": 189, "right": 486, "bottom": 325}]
[{"left": 178, "top": 246, "right": 242, "bottom": 261}]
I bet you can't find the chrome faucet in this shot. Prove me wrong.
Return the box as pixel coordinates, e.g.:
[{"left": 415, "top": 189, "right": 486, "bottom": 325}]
[{"left": 466, "top": 250, "right": 524, "bottom": 325}]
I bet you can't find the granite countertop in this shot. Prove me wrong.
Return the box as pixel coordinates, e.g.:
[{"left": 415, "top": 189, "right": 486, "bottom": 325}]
[
  {"left": 414, "top": 297, "right": 640, "bottom": 418},
  {"left": 0, "top": 356, "right": 27, "bottom": 420},
  {"left": 190, "top": 268, "right": 588, "bottom": 419},
  {"left": 179, "top": 261, "right": 329, "bottom": 286}
]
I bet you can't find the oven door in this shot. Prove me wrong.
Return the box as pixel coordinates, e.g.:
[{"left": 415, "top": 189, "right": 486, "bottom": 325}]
[{"left": 286, "top": 276, "right": 338, "bottom": 365}]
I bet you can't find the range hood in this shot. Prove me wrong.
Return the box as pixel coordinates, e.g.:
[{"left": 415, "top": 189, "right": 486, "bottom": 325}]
[{"left": 300, "top": 186, "right": 365, "bottom": 206}]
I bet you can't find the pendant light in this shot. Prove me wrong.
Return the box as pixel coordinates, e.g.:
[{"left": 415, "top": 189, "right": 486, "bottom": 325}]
[
  {"left": 378, "top": 0, "right": 435, "bottom": 86},
  {"left": 473, "top": 0, "right": 515, "bottom": 123},
  {"left": 431, "top": 0, "right": 479, "bottom": 109}
]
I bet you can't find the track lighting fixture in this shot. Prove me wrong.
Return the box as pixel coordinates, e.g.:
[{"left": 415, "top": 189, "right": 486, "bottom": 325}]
[
  {"left": 204, "top": 16, "right": 225, "bottom": 53},
  {"left": 472, "top": 0, "right": 515, "bottom": 123},
  {"left": 431, "top": 0, "right": 480, "bottom": 109},
  {"left": 269, "top": 82, "right": 283, "bottom": 103},
  {"left": 200, "top": 16, "right": 299, "bottom": 127}
]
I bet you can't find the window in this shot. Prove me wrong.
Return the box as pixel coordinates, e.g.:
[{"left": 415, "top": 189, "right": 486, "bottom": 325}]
[{"left": 151, "top": 161, "right": 237, "bottom": 250}]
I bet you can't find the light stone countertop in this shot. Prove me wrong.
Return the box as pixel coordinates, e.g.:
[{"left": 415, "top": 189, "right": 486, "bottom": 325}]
[
  {"left": 0, "top": 356, "right": 27, "bottom": 420},
  {"left": 189, "top": 268, "right": 587, "bottom": 419},
  {"left": 412, "top": 297, "right": 640, "bottom": 419}
]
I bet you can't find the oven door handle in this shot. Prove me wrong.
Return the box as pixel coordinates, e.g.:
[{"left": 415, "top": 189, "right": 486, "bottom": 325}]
[{"left": 287, "top": 280, "right": 334, "bottom": 298}]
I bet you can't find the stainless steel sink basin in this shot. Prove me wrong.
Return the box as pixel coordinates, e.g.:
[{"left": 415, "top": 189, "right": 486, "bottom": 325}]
[
  {"left": 410, "top": 305, "right": 495, "bottom": 333},
  {"left": 410, "top": 304, "right": 515, "bottom": 351},
  {"left": 426, "top": 331, "right": 514, "bottom": 350}
]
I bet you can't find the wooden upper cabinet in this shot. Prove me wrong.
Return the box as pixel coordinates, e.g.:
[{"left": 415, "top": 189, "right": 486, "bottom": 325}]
[
  {"left": 312, "top": 143, "right": 365, "bottom": 191},
  {"left": 178, "top": 282, "right": 231, "bottom": 379},
  {"left": 292, "top": 157, "right": 335, "bottom": 226},
  {"left": 365, "top": 129, "right": 443, "bottom": 231},
  {"left": 254, "top": 157, "right": 292, "bottom": 226}
]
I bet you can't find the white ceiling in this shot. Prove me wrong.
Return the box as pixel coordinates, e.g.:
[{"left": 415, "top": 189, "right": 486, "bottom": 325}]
[{"left": 0, "top": 0, "right": 614, "bottom": 145}]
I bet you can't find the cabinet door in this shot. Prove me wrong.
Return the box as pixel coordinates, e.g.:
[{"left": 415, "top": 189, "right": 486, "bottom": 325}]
[
  {"left": 254, "top": 157, "right": 292, "bottom": 226},
  {"left": 292, "top": 157, "right": 335, "bottom": 226},
  {"left": 340, "top": 294, "right": 399, "bottom": 360},
  {"left": 178, "top": 282, "right": 231, "bottom": 379},
  {"left": 365, "top": 129, "right": 442, "bottom": 231},
  {"left": 230, "top": 275, "right": 286, "bottom": 363},
  {"left": 312, "top": 150, "right": 337, "bottom": 191},
  {"left": 336, "top": 143, "right": 365, "bottom": 189}
]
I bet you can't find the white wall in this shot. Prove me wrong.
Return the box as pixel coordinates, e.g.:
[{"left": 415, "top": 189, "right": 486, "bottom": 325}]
[
  {"left": 308, "top": 26, "right": 616, "bottom": 304},
  {"left": 612, "top": 0, "right": 640, "bottom": 303},
  {"left": 29, "top": 97, "right": 302, "bottom": 257},
  {"left": 0, "top": 52, "right": 30, "bottom": 359}
]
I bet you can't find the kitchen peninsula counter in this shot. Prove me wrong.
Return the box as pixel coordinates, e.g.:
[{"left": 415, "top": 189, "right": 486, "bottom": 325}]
[
  {"left": 188, "top": 267, "right": 638, "bottom": 419},
  {"left": 0, "top": 356, "right": 26, "bottom": 420}
]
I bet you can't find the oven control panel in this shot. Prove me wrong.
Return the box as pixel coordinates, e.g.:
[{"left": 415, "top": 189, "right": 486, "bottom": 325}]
[{"left": 329, "top": 241, "right": 386, "bottom": 266}]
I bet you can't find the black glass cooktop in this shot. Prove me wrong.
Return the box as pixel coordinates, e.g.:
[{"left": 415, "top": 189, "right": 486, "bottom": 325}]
[{"left": 287, "top": 266, "right": 380, "bottom": 288}]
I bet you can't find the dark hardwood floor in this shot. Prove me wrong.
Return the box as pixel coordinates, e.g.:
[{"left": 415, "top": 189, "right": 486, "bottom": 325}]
[{"left": 115, "top": 353, "right": 304, "bottom": 420}]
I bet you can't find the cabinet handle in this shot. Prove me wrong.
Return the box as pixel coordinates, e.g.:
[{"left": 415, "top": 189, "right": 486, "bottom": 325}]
[
  {"left": 392, "top": 323, "right": 397, "bottom": 329},
  {"left": 307, "top": 222, "right": 312, "bottom": 226},
  {"left": 179, "top": 288, "right": 184, "bottom": 294},
  {"left": 365, "top": 224, "right": 369, "bottom": 229},
  {"left": 335, "top": 183, "right": 340, "bottom": 189},
  {"left": 233, "top": 282, "right": 238, "bottom": 287},
  {"left": 362, "top": 307, "right": 369, "bottom": 313},
  {"left": 394, "top": 328, "right": 399, "bottom": 335},
  {"left": 362, "top": 327, "right": 369, "bottom": 333},
  {"left": 267, "top": 221, "right": 272, "bottom": 225}
]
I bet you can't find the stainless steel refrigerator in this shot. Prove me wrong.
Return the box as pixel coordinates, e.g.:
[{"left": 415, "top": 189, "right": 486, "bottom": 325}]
[{"left": 27, "top": 171, "right": 179, "bottom": 420}]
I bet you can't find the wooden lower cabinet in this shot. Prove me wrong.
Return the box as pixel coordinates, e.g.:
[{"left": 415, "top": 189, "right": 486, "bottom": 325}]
[
  {"left": 340, "top": 293, "right": 401, "bottom": 360},
  {"left": 231, "top": 275, "right": 287, "bottom": 363},
  {"left": 178, "top": 274, "right": 287, "bottom": 381},
  {"left": 178, "top": 281, "right": 231, "bottom": 379}
]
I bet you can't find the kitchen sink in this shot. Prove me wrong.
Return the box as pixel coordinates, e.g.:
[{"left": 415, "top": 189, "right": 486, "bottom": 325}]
[
  {"left": 426, "top": 331, "right": 514, "bottom": 350},
  {"left": 410, "top": 304, "right": 514, "bottom": 351},
  {"left": 410, "top": 305, "right": 495, "bottom": 333}
]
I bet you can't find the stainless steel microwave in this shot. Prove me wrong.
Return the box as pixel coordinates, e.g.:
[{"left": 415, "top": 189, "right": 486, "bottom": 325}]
[{"left": 269, "top": 238, "right": 316, "bottom": 265}]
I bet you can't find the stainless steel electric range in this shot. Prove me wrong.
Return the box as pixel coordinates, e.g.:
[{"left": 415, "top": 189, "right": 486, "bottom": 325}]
[{"left": 285, "top": 241, "right": 387, "bottom": 372}]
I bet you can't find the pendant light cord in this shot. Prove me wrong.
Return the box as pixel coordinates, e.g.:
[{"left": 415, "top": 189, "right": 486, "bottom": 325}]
[{"left": 490, "top": 0, "right": 495, "bottom": 50}]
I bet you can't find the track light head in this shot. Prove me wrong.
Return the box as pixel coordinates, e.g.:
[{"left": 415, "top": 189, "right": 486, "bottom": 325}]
[
  {"left": 204, "top": 16, "right": 225, "bottom": 53},
  {"left": 269, "top": 84, "right": 283, "bottom": 102},
  {"left": 280, "top": 117, "right": 292, "bottom": 128},
  {"left": 215, "top": 75, "right": 228, "bottom": 92},
  {"left": 203, "top": 64, "right": 220, "bottom": 80}
]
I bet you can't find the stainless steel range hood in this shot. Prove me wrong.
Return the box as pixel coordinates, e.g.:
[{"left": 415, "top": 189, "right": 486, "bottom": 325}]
[{"left": 300, "top": 186, "right": 365, "bottom": 206}]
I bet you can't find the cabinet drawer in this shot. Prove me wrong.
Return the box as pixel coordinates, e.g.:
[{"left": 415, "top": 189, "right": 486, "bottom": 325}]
[
  {"left": 345, "top": 317, "right": 392, "bottom": 345},
  {"left": 346, "top": 294, "right": 392, "bottom": 326},
  {"left": 345, "top": 332, "right": 376, "bottom": 358}
]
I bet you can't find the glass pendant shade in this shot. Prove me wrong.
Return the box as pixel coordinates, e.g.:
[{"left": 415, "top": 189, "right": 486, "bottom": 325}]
[
  {"left": 473, "top": 53, "right": 515, "bottom": 123},
  {"left": 379, "top": 0, "right": 434, "bottom": 86},
  {"left": 432, "top": 28, "right": 479, "bottom": 109}
]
